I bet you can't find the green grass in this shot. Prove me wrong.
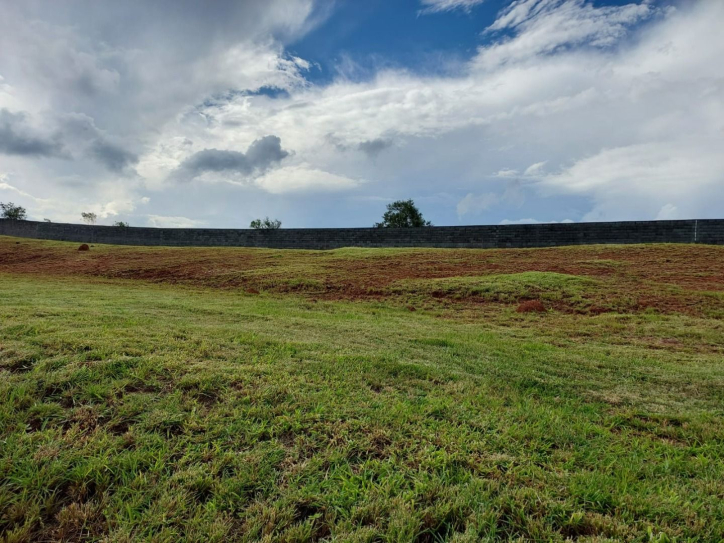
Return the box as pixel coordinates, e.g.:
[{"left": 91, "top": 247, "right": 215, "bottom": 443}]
[
  {"left": 1, "top": 246, "right": 724, "bottom": 541},
  {"left": 391, "top": 272, "right": 594, "bottom": 304}
]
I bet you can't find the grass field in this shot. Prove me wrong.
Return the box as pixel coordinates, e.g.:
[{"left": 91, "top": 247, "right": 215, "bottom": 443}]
[{"left": 1, "top": 236, "right": 723, "bottom": 542}]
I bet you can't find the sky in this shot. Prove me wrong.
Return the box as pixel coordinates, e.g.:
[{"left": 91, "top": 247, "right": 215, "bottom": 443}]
[{"left": 0, "top": 0, "right": 722, "bottom": 228}]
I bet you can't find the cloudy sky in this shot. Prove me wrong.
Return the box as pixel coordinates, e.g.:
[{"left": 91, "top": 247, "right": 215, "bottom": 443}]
[{"left": 0, "top": 0, "right": 722, "bottom": 228}]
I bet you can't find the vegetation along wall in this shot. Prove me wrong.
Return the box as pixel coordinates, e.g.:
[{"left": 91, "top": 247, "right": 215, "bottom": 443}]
[{"left": 1, "top": 219, "right": 723, "bottom": 250}]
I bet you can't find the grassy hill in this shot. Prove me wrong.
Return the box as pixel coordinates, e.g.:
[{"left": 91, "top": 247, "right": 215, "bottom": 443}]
[{"left": 1, "top": 236, "right": 723, "bottom": 541}]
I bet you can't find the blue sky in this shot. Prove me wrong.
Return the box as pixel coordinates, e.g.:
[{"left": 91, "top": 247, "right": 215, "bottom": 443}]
[
  {"left": 292, "top": 0, "right": 505, "bottom": 83},
  {"left": 1, "top": 0, "right": 722, "bottom": 228},
  {"left": 293, "top": 0, "right": 650, "bottom": 77}
]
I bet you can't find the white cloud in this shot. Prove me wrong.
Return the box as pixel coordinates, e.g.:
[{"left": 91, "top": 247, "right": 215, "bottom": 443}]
[
  {"left": 0, "top": 0, "right": 328, "bottom": 224},
  {"left": 656, "top": 203, "right": 678, "bottom": 220},
  {"left": 419, "top": 0, "right": 486, "bottom": 14},
  {"left": 541, "top": 139, "right": 724, "bottom": 221},
  {"left": 200, "top": 0, "right": 673, "bottom": 170},
  {"left": 524, "top": 161, "right": 547, "bottom": 176},
  {"left": 494, "top": 168, "right": 519, "bottom": 178},
  {"left": 1, "top": 175, "right": 145, "bottom": 223},
  {"left": 94, "top": 199, "right": 138, "bottom": 219},
  {"left": 147, "top": 215, "right": 206, "bottom": 228},
  {"left": 0, "top": 1, "right": 319, "bottom": 123},
  {"left": 457, "top": 192, "right": 498, "bottom": 217},
  {"left": 254, "top": 164, "right": 359, "bottom": 194},
  {"left": 500, "top": 218, "right": 573, "bottom": 225},
  {"left": 0, "top": 179, "right": 46, "bottom": 202},
  {"left": 478, "top": 0, "right": 655, "bottom": 70}
]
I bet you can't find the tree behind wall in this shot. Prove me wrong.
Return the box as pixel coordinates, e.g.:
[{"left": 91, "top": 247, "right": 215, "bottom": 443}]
[
  {"left": 250, "top": 217, "right": 282, "bottom": 229},
  {"left": 0, "top": 202, "right": 27, "bottom": 220},
  {"left": 81, "top": 212, "right": 97, "bottom": 225},
  {"left": 374, "top": 199, "right": 431, "bottom": 228}
]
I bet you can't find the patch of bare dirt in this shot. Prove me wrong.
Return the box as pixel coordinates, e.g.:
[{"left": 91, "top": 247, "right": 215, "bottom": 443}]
[{"left": 516, "top": 300, "right": 546, "bottom": 313}]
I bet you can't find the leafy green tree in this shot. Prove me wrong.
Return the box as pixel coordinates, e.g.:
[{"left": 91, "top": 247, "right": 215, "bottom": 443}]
[
  {"left": 81, "top": 212, "right": 97, "bottom": 225},
  {"left": 0, "top": 202, "right": 27, "bottom": 220},
  {"left": 374, "top": 199, "right": 431, "bottom": 228},
  {"left": 250, "top": 217, "right": 282, "bottom": 229},
  {"left": 113, "top": 221, "right": 130, "bottom": 227}
]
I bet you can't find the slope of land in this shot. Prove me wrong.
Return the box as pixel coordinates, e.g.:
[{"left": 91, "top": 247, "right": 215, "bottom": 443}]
[
  {"left": 1, "top": 236, "right": 723, "bottom": 541},
  {"left": 3, "top": 236, "right": 724, "bottom": 318}
]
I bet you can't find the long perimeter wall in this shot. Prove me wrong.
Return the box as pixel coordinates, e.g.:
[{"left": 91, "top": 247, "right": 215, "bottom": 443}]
[{"left": 1, "top": 218, "right": 723, "bottom": 250}]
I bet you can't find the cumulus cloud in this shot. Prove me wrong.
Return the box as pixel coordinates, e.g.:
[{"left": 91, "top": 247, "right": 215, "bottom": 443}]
[
  {"left": 0, "top": 0, "right": 324, "bottom": 223},
  {"left": 0, "top": 109, "right": 64, "bottom": 157},
  {"left": 540, "top": 139, "right": 724, "bottom": 221},
  {"left": 180, "top": 150, "right": 254, "bottom": 175},
  {"left": 54, "top": 113, "right": 139, "bottom": 174},
  {"left": 245, "top": 135, "right": 291, "bottom": 170},
  {"left": 90, "top": 140, "right": 139, "bottom": 174},
  {"left": 0, "top": 108, "right": 138, "bottom": 173},
  {"left": 0, "top": 1, "right": 322, "bottom": 128},
  {"left": 323, "top": 134, "right": 393, "bottom": 158},
  {"left": 358, "top": 138, "right": 393, "bottom": 158},
  {"left": 254, "top": 164, "right": 359, "bottom": 194},
  {"left": 174, "top": 135, "right": 289, "bottom": 180},
  {"left": 206, "top": 0, "right": 721, "bottom": 225},
  {"left": 206, "top": 1, "right": 661, "bottom": 165}
]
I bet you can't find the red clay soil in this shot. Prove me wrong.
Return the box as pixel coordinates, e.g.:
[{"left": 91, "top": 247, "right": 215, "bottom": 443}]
[
  {"left": 517, "top": 300, "right": 546, "bottom": 313},
  {"left": 2, "top": 237, "right": 724, "bottom": 316}
]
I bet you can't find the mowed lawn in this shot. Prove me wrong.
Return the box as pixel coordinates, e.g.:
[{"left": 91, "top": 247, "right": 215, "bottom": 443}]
[{"left": 1, "top": 237, "right": 723, "bottom": 542}]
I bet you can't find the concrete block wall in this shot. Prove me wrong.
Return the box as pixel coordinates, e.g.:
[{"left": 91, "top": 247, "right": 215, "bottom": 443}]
[{"left": 1, "top": 218, "right": 723, "bottom": 250}]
